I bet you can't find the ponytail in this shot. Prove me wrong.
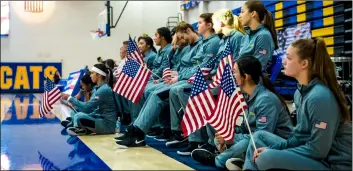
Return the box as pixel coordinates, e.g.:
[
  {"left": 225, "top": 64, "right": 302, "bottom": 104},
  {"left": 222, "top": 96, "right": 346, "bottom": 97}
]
[
  {"left": 291, "top": 38, "right": 350, "bottom": 121},
  {"left": 151, "top": 46, "right": 157, "bottom": 53},
  {"left": 213, "top": 9, "right": 246, "bottom": 34},
  {"left": 263, "top": 10, "right": 278, "bottom": 49},
  {"left": 314, "top": 38, "right": 350, "bottom": 120},
  {"left": 233, "top": 15, "right": 245, "bottom": 35},
  {"left": 261, "top": 74, "right": 291, "bottom": 117},
  {"left": 105, "top": 68, "right": 114, "bottom": 88},
  {"left": 244, "top": 0, "right": 278, "bottom": 49}
]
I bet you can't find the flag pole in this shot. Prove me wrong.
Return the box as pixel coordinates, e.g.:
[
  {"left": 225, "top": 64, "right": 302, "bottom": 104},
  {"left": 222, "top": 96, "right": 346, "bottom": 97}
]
[
  {"left": 178, "top": 60, "right": 201, "bottom": 114},
  {"left": 125, "top": 56, "right": 163, "bottom": 80},
  {"left": 227, "top": 59, "right": 258, "bottom": 154},
  {"left": 127, "top": 34, "right": 162, "bottom": 80}
]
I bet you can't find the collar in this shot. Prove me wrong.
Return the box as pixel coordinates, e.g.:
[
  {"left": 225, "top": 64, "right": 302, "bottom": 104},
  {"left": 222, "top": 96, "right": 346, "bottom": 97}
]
[
  {"left": 145, "top": 50, "right": 153, "bottom": 57},
  {"left": 247, "top": 83, "right": 265, "bottom": 102},
  {"left": 94, "top": 82, "right": 106, "bottom": 89},
  {"left": 245, "top": 24, "right": 265, "bottom": 35},
  {"left": 297, "top": 77, "right": 320, "bottom": 95},
  {"left": 158, "top": 44, "right": 172, "bottom": 55},
  {"left": 190, "top": 36, "right": 203, "bottom": 47},
  {"left": 203, "top": 33, "right": 218, "bottom": 42},
  {"left": 223, "top": 30, "right": 237, "bottom": 40}
]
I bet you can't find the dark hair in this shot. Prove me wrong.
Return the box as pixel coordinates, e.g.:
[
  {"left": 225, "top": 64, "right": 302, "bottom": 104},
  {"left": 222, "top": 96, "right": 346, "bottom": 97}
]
[
  {"left": 157, "top": 27, "right": 172, "bottom": 43},
  {"left": 53, "top": 70, "right": 61, "bottom": 84},
  {"left": 93, "top": 63, "right": 114, "bottom": 88},
  {"left": 138, "top": 36, "right": 157, "bottom": 53},
  {"left": 200, "top": 13, "right": 215, "bottom": 33},
  {"left": 81, "top": 71, "right": 95, "bottom": 87},
  {"left": 244, "top": 0, "right": 278, "bottom": 49},
  {"left": 171, "top": 27, "right": 177, "bottom": 37},
  {"left": 175, "top": 21, "right": 197, "bottom": 33},
  {"left": 236, "top": 56, "right": 290, "bottom": 115},
  {"left": 103, "top": 59, "right": 116, "bottom": 70},
  {"left": 122, "top": 41, "right": 129, "bottom": 45},
  {"left": 291, "top": 38, "right": 350, "bottom": 121}
]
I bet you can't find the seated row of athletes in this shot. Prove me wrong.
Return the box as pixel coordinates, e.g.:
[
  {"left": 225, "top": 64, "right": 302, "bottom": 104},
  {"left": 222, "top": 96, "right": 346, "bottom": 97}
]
[{"left": 59, "top": 1, "right": 352, "bottom": 170}]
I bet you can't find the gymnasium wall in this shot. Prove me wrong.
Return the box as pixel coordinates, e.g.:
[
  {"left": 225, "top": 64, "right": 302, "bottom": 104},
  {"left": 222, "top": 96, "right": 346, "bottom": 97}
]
[
  {"left": 182, "top": 1, "right": 246, "bottom": 23},
  {"left": 1, "top": 1, "right": 180, "bottom": 77}
]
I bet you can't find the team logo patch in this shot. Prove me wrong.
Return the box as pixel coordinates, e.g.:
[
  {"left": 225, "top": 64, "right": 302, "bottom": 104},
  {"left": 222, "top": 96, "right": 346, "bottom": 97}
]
[
  {"left": 94, "top": 96, "right": 100, "bottom": 100},
  {"left": 259, "top": 49, "right": 267, "bottom": 55},
  {"left": 207, "top": 53, "right": 214, "bottom": 57},
  {"left": 315, "top": 121, "right": 327, "bottom": 130},
  {"left": 258, "top": 116, "right": 267, "bottom": 123}
]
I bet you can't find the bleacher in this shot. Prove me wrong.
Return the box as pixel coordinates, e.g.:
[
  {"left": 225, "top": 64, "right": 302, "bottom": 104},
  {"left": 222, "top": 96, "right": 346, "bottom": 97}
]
[
  {"left": 231, "top": 1, "right": 352, "bottom": 57},
  {"left": 192, "top": 0, "right": 352, "bottom": 99}
]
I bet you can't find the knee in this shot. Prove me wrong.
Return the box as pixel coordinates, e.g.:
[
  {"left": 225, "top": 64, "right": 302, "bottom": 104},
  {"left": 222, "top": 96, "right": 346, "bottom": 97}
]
[
  {"left": 176, "top": 86, "right": 185, "bottom": 96},
  {"left": 144, "top": 90, "right": 151, "bottom": 98},
  {"left": 73, "top": 112, "right": 85, "bottom": 120},
  {"left": 148, "top": 92, "right": 159, "bottom": 101},
  {"left": 169, "top": 86, "right": 179, "bottom": 97},
  {"left": 255, "top": 149, "right": 276, "bottom": 170},
  {"left": 253, "top": 130, "right": 268, "bottom": 141}
]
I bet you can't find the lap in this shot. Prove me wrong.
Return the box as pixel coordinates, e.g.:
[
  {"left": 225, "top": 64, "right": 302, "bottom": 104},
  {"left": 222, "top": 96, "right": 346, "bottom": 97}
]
[
  {"left": 253, "top": 130, "right": 286, "bottom": 147},
  {"left": 75, "top": 113, "right": 103, "bottom": 122},
  {"left": 257, "top": 149, "right": 330, "bottom": 170},
  {"left": 154, "top": 80, "right": 188, "bottom": 97}
]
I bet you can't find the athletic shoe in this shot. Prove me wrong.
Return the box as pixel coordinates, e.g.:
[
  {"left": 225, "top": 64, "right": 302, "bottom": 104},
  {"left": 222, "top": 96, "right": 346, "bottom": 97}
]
[{"left": 225, "top": 158, "right": 244, "bottom": 170}]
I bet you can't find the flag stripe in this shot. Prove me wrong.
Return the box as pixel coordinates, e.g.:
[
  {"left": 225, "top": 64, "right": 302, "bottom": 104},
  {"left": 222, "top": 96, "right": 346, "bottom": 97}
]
[
  {"left": 128, "top": 67, "right": 149, "bottom": 102},
  {"left": 132, "top": 70, "right": 151, "bottom": 103},
  {"left": 181, "top": 68, "right": 216, "bottom": 137},
  {"left": 113, "top": 58, "right": 152, "bottom": 104},
  {"left": 40, "top": 78, "right": 61, "bottom": 117},
  {"left": 207, "top": 56, "right": 248, "bottom": 142}
]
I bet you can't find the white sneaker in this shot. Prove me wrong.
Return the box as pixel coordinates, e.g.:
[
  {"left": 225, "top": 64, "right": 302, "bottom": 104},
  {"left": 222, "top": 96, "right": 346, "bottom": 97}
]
[{"left": 226, "top": 158, "right": 244, "bottom": 170}]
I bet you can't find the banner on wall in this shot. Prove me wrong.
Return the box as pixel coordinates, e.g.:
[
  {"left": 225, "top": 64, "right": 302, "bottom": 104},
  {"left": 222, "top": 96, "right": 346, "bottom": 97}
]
[
  {"left": 180, "top": 0, "right": 200, "bottom": 11},
  {"left": 0, "top": 62, "right": 62, "bottom": 93},
  {"left": 62, "top": 68, "right": 87, "bottom": 97},
  {"left": 275, "top": 23, "right": 312, "bottom": 56}
]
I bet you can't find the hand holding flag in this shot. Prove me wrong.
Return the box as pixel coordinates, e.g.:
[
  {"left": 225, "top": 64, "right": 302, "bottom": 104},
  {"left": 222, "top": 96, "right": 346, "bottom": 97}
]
[
  {"left": 127, "top": 34, "right": 144, "bottom": 64},
  {"left": 209, "top": 41, "right": 234, "bottom": 88},
  {"left": 39, "top": 77, "right": 61, "bottom": 118},
  {"left": 207, "top": 62, "right": 247, "bottom": 142},
  {"left": 181, "top": 67, "right": 216, "bottom": 137},
  {"left": 113, "top": 58, "right": 152, "bottom": 104}
]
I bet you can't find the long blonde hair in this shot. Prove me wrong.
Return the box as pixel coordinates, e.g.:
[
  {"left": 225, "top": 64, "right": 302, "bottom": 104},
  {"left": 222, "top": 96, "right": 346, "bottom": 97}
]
[{"left": 212, "top": 9, "right": 245, "bottom": 34}]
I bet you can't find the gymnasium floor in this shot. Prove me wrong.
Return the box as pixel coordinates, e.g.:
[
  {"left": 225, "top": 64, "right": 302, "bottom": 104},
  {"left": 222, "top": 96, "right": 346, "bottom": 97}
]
[
  {"left": 0, "top": 93, "right": 218, "bottom": 170},
  {"left": 1, "top": 93, "right": 296, "bottom": 170}
]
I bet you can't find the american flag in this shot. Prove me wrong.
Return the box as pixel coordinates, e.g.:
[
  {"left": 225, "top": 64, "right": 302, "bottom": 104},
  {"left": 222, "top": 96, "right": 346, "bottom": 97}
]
[
  {"left": 209, "top": 41, "right": 234, "bottom": 88},
  {"left": 127, "top": 35, "right": 144, "bottom": 64},
  {"left": 207, "top": 63, "right": 248, "bottom": 142},
  {"left": 113, "top": 58, "right": 152, "bottom": 104},
  {"left": 39, "top": 78, "right": 61, "bottom": 118},
  {"left": 38, "top": 151, "right": 60, "bottom": 171},
  {"left": 181, "top": 68, "right": 216, "bottom": 137},
  {"left": 162, "top": 67, "right": 171, "bottom": 80},
  {"left": 113, "top": 67, "right": 120, "bottom": 80},
  {"left": 162, "top": 55, "right": 171, "bottom": 80},
  {"left": 187, "top": 54, "right": 219, "bottom": 83}
]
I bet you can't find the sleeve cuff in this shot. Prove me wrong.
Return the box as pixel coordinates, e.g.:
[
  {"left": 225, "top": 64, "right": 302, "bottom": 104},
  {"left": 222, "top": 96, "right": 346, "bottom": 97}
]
[{"left": 68, "top": 96, "right": 73, "bottom": 102}]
